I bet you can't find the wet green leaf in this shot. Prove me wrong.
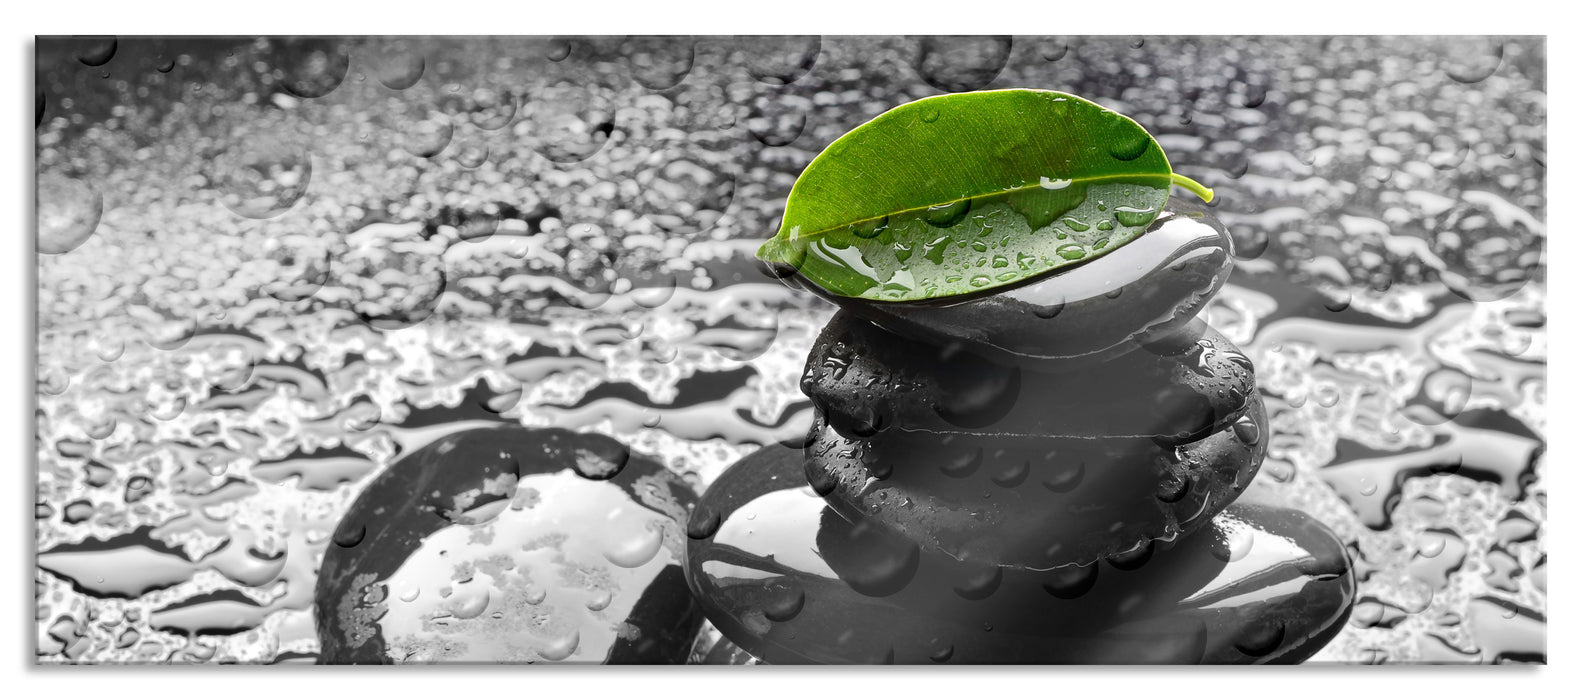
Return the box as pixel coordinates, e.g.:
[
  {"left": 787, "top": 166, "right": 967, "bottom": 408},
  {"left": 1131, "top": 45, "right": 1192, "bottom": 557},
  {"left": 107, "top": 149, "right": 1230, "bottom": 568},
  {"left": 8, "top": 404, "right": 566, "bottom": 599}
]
[{"left": 756, "top": 89, "right": 1213, "bottom": 302}]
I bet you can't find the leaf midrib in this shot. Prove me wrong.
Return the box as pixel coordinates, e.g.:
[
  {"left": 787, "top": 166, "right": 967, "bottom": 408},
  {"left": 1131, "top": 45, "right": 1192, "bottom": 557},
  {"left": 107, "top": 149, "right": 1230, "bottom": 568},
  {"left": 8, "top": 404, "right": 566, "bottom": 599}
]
[{"left": 781, "top": 170, "right": 1169, "bottom": 245}]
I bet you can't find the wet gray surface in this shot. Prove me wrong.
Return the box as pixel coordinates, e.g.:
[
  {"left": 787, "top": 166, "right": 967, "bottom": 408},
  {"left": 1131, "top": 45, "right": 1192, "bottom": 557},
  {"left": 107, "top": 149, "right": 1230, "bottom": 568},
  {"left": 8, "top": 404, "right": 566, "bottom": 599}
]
[{"left": 35, "top": 35, "right": 1544, "bottom": 664}]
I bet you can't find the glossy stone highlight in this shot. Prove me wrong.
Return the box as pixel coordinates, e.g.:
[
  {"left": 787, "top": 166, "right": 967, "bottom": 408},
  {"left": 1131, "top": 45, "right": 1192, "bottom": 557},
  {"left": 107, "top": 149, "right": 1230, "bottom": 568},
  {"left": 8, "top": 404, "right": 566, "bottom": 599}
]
[
  {"left": 316, "top": 426, "right": 702, "bottom": 664},
  {"left": 685, "top": 444, "right": 1354, "bottom": 664},
  {"left": 804, "top": 313, "right": 1256, "bottom": 444},
  {"left": 807, "top": 391, "right": 1267, "bottom": 569}
]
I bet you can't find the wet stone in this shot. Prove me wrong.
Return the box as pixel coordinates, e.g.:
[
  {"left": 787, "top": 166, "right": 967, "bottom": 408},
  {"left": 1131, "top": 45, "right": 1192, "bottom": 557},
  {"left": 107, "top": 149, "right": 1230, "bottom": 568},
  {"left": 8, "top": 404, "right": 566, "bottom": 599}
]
[
  {"left": 807, "top": 392, "right": 1267, "bottom": 569},
  {"left": 685, "top": 444, "right": 1354, "bottom": 665},
  {"left": 789, "top": 196, "right": 1233, "bottom": 362},
  {"left": 804, "top": 313, "right": 1256, "bottom": 444},
  {"left": 315, "top": 426, "right": 702, "bottom": 664}
]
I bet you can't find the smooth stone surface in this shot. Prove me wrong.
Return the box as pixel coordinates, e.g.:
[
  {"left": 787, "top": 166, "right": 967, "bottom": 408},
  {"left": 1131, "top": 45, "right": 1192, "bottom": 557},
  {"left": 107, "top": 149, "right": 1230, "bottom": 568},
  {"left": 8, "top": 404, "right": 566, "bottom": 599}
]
[
  {"left": 685, "top": 444, "right": 1354, "bottom": 665},
  {"left": 316, "top": 426, "right": 702, "bottom": 664},
  {"left": 804, "top": 312, "right": 1256, "bottom": 443},
  {"left": 807, "top": 392, "right": 1267, "bottom": 569},
  {"left": 787, "top": 196, "right": 1232, "bottom": 362}
]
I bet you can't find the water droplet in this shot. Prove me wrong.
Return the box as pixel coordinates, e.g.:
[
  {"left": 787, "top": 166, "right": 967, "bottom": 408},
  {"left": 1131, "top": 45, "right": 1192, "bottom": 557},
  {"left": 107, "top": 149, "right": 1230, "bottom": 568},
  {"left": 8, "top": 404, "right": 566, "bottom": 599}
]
[
  {"left": 1446, "top": 39, "right": 1504, "bottom": 83},
  {"left": 850, "top": 215, "right": 889, "bottom": 239},
  {"left": 538, "top": 630, "right": 580, "bottom": 661},
  {"left": 1359, "top": 478, "right": 1378, "bottom": 497},
  {"left": 586, "top": 590, "right": 613, "bottom": 612},
  {"left": 1415, "top": 532, "right": 1448, "bottom": 558},
  {"left": 604, "top": 522, "right": 665, "bottom": 569},
  {"left": 740, "top": 35, "right": 821, "bottom": 85},
  {"left": 622, "top": 36, "right": 695, "bottom": 91},
  {"left": 1106, "top": 118, "right": 1150, "bottom": 161},
  {"left": 1042, "top": 460, "right": 1084, "bottom": 493},
  {"left": 1039, "top": 40, "right": 1068, "bottom": 62},
  {"left": 1211, "top": 525, "right": 1255, "bottom": 563},
  {"left": 36, "top": 175, "right": 104, "bottom": 254},
  {"left": 929, "top": 643, "right": 955, "bottom": 663},
  {"left": 990, "top": 461, "right": 1029, "bottom": 488},
  {"left": 1324, "top": 293, "right": 1352, "bottom": 312},
  {"left": 1030, "top": 298, "right": 1066, "bottom": 319},
  {"left": 940, "top": 448, "right": 982, "bottom": 479},
  {"left": 1232, "top": 415, "right": 1261, "bottom": 445},
  {"left": 94, "top": 338, "right": 125, "bottom": 362},
  {"left": 545, "top": 37, "right": 573, "bottom": 62},
  {"left": 454, "top": 142, "right": 490, "bottom": 169},
  {"left": 921, "top": 109, "right": 940, "bottom": 123},
  {"left": 452, "top": 588, "right": 491, "bottom": 619},
  {"left": 525, "top": 588, "right": 547, "bottom": 605},
  {"left": 1315, "top": 386, "right": 1340, "bottom": 408},
  {"left": 1106, "top": 541, "right": 1154, "bottom": 570},
  {"left": 687, "top": 507, "right": 722, "bottom": 540},
  {"left": 1055, "top": 243, "right": 1086, "bottom": 261},
  {"left": 1234, "top": 621, "right": 1286, "bottom": 657},
  {"left": 1061, "top": 217, "right": 1090, "bottom": 232},
  {"left": 924, "top": 200, "right": 971, "bottom": 228},
  {"left": 275, "top": 44, "right": 350, "bottom": 99},
  {"left": 374, "top": 41, "right": 425, "bottom": 90},
  {"left": 952, "top": 565, "right": 1003, "bottom": 600},
  {"left": 76, "top": 37, "right": 118, "bottom": 67},
  {"left": 464, "top": 87, "right": 517, "bottom": 130},
  {"left": 572, "top": 441, "right": 630, "bottom": 480},
  {"left": 155, "top": 56, "right": 176, "bottom": 73},
  {"left": 401, "top": 111, "right": 454, "bottom": 158},
  {"left": 332, "top": 523, "right": 366, "bottom": 548},
  {"left": 212, "top": 133, "right": 312, "bottom": 219},
  {"left": 822, "top": 517, "right": 921, "bottom": 597},
  {"left": 762, "top": 586, "right": 806, "bottom": 622},
  {"left": 1114, "top": 206, "right": 1157, "bottom": 227},
  {"left": 1240, "top": 83, "right": 1268, "bottom": 109},
  {"left": 1042, "top": 563, "right": 1098, "bottom": 599},
  {"left": 913, "top": 35, "right": 1012, "bottom": 92}
]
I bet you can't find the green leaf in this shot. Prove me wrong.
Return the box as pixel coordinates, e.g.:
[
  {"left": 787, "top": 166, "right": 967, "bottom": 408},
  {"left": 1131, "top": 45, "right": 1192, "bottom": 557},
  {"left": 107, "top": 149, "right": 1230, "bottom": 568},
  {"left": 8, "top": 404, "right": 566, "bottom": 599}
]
[{"left": 756, "top": 89, "right": 1214, "bottom": 302}]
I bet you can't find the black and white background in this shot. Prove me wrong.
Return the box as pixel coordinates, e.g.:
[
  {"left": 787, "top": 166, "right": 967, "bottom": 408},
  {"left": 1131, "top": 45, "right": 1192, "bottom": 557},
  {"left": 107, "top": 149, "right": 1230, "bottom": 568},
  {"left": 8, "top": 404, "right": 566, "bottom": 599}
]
[{"left": 27, "top": 23, "right": 1549, "bottom": 669}]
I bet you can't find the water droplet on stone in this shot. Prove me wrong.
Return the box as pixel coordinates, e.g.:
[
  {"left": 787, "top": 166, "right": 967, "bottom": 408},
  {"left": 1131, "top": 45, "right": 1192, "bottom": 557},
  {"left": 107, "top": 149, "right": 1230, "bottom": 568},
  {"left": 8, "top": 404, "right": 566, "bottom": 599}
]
[
  {"left": 332, "top": 523, "right": 366, "bottom": 548},
  {"left": 1042, "top": 563, "right": 1098, "bottom": 599},
  {"left": 762, "top": 586, "right": 806, "bottom": 622}
]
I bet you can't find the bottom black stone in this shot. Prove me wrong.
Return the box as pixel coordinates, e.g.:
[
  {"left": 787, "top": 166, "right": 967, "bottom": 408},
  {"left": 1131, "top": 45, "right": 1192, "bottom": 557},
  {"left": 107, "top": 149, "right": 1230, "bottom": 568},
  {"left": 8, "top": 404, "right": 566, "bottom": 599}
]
[{"left": 684, "top": 443, "right": 1354, "bottom": 665}]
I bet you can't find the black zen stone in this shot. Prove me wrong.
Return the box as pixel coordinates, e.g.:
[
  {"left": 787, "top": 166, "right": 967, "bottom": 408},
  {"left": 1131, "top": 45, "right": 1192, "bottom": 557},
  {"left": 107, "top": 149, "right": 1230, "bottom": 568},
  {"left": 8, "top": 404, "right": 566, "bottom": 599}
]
[
  {"left": 804, "top": 313, "right": 1256, "bottom": 445},
  {"left": 806, "top": 392, "right": 1267, "bottom": 569},
  {"left": 685, "top": 443, "right": 1353, "bottom": 665}
]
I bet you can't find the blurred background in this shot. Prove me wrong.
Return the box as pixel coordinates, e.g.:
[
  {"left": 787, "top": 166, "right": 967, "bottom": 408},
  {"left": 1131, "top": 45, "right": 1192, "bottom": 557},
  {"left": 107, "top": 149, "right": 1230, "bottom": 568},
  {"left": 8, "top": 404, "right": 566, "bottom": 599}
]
[{"left": 34, "top": 35, "right": 1545, "bottom": 664}]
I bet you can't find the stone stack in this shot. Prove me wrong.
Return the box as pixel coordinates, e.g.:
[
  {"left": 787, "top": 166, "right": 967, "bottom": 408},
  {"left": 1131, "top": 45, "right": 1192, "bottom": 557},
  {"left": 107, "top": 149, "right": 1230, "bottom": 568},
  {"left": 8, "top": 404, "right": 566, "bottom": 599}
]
[{"left": 685, "top": 197, "right": 1355, "bottom": 664}]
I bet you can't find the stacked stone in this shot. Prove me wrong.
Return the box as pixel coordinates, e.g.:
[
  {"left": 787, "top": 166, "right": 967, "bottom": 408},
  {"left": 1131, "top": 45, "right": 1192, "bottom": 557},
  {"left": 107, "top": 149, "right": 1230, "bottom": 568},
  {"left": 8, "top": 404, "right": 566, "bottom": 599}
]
[{"left": 685, "top": 198, "right": 1356, "bottom": 664}]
